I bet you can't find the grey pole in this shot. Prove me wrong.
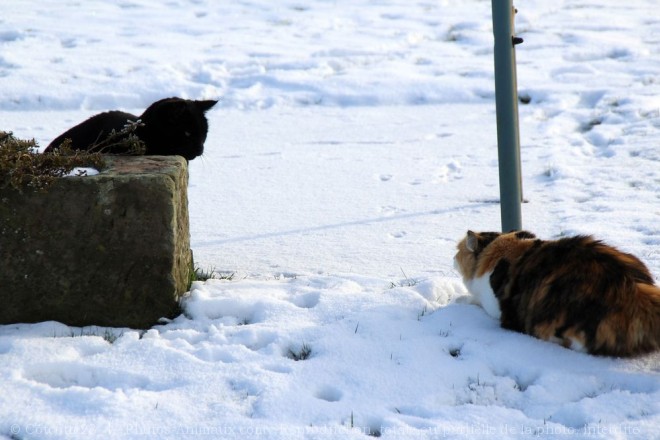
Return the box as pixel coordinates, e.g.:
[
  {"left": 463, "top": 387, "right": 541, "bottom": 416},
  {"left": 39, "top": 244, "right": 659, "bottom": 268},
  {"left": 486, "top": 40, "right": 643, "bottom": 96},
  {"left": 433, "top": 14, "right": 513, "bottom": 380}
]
[{"left": 492, "top": 0, "right": 523, "bottom": 232}]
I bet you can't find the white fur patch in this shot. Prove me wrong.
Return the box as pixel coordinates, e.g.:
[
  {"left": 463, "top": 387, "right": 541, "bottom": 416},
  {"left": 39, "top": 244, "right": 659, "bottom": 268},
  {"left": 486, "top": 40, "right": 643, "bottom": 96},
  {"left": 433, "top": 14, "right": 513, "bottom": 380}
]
[
  {"left": 569, "top": 337, "right": 587, "bottom": 353},
  {"left": 548, "top": 336, "right": 563, "bottom": 346},
  {"left": 466, "top": 272, "right": 501, "bottom": 320},
  {"left": 547, "top": 336, "right": 588, "bottom": 353}
]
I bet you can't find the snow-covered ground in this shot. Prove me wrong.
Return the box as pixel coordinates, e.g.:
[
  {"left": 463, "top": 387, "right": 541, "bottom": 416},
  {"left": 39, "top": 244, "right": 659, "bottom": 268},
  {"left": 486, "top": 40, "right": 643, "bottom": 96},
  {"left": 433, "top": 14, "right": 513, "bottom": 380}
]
[{"left": 2, "top": 0, "right": 659, "bottom": 438}]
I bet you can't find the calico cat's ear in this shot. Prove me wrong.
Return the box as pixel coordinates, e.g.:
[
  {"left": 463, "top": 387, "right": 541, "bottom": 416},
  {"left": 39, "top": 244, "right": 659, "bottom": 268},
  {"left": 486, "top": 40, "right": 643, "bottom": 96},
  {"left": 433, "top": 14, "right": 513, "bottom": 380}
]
[
  {"left": 514, "top": 230, "right": 536, "bottom": 240},
  {"left": 465, "top": 230, "right": 502, "bottom": 253},
  {"left": 196, "top": 100, "right": 218, "bottom": 112},
  {"left": 466, "top": 230, "right": 479, "bottom": 253}
]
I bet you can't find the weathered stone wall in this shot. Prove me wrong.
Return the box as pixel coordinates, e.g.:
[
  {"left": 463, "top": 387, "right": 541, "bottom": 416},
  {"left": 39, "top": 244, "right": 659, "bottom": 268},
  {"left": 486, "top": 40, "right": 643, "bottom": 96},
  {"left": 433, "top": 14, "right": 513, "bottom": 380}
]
[{"left": 0, "top": 156, "right": 192, "bottom": 329}]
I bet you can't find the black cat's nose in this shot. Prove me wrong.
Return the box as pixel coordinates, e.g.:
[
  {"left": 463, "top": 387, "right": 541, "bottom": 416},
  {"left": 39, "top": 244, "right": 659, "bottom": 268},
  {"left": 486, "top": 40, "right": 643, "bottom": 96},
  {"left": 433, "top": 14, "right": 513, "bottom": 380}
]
[{"left": 184, "top": 145, "right": 203, "bottom": 161}]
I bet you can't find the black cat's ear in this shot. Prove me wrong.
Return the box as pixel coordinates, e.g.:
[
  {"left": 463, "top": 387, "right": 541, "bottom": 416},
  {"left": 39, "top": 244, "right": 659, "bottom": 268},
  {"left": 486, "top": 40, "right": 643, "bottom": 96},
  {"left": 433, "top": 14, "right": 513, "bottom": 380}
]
[{"left": 196, "top": 100, "right": 218, "bottom": 112}]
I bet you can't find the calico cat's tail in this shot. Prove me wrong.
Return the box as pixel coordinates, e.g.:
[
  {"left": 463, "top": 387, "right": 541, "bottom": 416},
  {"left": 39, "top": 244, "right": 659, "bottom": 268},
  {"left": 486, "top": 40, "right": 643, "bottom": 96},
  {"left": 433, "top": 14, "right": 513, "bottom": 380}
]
[{"left": 596, "top": 282, "right": 660, "bottom": 356}]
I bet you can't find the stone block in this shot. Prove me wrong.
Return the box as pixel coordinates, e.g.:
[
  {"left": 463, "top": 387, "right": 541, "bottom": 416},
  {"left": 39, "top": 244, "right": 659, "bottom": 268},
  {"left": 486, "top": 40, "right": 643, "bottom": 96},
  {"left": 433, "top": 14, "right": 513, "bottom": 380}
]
[{"left": 0, "top": 156, "right": 192, "bottom": 329}]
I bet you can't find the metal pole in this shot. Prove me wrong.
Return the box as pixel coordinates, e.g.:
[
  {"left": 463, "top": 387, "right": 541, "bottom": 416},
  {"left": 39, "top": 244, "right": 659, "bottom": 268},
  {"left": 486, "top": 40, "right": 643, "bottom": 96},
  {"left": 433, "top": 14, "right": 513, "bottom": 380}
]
[{"left": 492, "top": 0, "right": 523, "bottom": 232}]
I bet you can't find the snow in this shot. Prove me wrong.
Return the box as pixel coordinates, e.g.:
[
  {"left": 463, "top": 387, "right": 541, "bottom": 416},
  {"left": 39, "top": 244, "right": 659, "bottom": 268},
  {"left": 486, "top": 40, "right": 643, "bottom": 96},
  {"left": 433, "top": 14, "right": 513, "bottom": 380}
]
[
  {"left": 65, "top": 167, "right": 100, "bottom": 177},
  {"left": 1, "top": 0, "right": 659, "bottom": 439}
]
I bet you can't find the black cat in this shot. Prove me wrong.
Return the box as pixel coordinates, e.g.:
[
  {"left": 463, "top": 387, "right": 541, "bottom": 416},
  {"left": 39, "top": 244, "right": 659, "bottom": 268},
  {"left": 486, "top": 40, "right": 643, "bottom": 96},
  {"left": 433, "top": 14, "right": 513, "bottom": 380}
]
[{"left": 45, "top": 97, "right": 218, "bottom": 161}]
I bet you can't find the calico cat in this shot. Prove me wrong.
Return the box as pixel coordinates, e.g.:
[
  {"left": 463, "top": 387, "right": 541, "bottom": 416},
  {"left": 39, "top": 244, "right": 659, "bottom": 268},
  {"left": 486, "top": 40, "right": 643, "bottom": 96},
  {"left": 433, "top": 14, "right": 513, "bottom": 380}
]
[
  {"left": 454, "top": 230, "right": 660, "bottom": 357},
  {"left": 44, "top": 97, "right": 217, "bottom": 161}
]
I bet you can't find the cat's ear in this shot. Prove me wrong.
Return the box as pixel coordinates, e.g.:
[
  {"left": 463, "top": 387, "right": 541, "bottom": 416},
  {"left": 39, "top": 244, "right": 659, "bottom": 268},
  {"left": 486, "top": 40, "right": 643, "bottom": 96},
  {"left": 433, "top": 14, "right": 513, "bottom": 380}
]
[
  {"left": 466, "top": 230, "right": 479, "bottom": 253},
  {"left": 196, "top": 100, "right": 218, "bottom": 112},
  {"left": 515, "top": 230, "right": 536, "bottom": 240}
]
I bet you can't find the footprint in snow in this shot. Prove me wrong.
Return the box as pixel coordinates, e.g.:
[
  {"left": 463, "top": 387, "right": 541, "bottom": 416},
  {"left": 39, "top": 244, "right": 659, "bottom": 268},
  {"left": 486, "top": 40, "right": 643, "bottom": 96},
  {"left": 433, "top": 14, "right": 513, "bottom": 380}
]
[
  {"left": 314, "top": 385, "right": 343, "bottom": 402},
  {"left": 290, "top": 291, "right": 321, "bottom": 309},
  {"left": 60, "top": 38, "right": 78, "bottom": 48},
  {"left": 230, "top": 327, "right": 278, "bottom": 352},
  {"left": 0, "top": 30, "right": 25, "bottom": 43},
  {"left": 435, "top": 161, "right": 462, "bottom": 183}
]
